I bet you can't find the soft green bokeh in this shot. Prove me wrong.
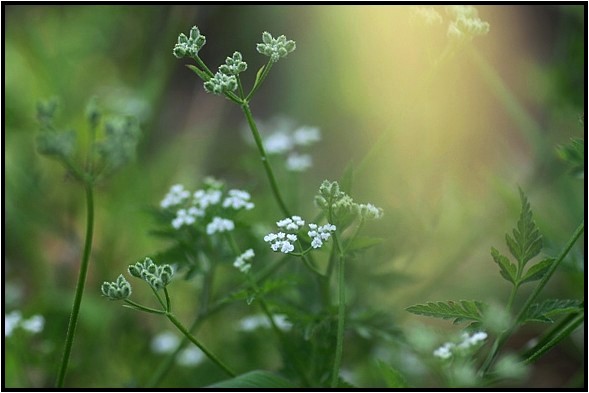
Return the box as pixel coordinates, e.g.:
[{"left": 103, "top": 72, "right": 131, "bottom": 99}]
[{"left": 4, "top": 5, "right": 584, "bottom": 388}]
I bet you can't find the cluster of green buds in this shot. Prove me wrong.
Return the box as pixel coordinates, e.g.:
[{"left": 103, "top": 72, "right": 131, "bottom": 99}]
[
  {"left": 35, "top": 98, "right": 76, "bottom": 162},
  {"left": 35, "top": 96, "right": 141, "bottom": 181},
  {"left": 128, "top": 257, "right": 174, "bottom": 291},
  {"left": 315, "top": 180, "right": 383, "bottom": 224},
  {"left": 203, "top": 51, "right": 248, "bottom": 95},
  {"left": 173, "top": 26, "right": 206, "bottom": 59},
  {"left": 219, "top": 52, "right": 248, "bottom": 75},
  {"left": 101, "top": 274, "right": 132, "bottom": 300},
  {"left": 256, "top": 31, "right": 296, "bottom": 63}
]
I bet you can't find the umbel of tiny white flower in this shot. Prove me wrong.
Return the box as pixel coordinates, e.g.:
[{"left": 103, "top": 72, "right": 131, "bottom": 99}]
[
  {"left": 128, "top": 257, "right": 174, "bottom": 291},
  {"left": 315, "top": 180, "right": 384, "bottom": 221},
  {"left": 233, "top": 249, "right": 255, "bottom": 273},
  {"left": 256, "top": 31, "right": 296, "bottom": 62},
  {"left": 173, "top": 26, "right": 206, "bottom": 59},
  {"left": 433, "top": 331, "right": 488, "bottom": 359},
  {"left": 101, "top": 274, "right": 132, "bottom": 300},
  {"left": 204, "top": 72, "right": 238, "bottom": 95},
  {"left": 264, "top": 215, "right": 337, "bottom": 254}
]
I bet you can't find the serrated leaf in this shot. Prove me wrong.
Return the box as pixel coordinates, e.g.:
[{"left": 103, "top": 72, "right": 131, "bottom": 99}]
[
  {"left": 524, "top": 299, "right": 583, "bottom": 323},
  {"left": 406, "top": 300, "right": 486, "bottom": 324},
  {"left": 346, "top": 236, "right": 384, "bottom": 252},
  {"left": 506, "top": 189, "right": 543, "bottom": 267},
  {"left": 491, "top": 247, "right": 517, "bottom": 284},
  {"left": 209, "top": 370, "right": 295, "bottom": 388},
  {"left": 557, "top": 137, "right": 584, "bottom": 178},
  {"left": 520, "top": 258, "right": 554, "bottom": 284},
  {"left": 377, "top": 360, "right": 409, "bottom": 388},
  {"left": 186, "top": 64, "right": 210, "bottom": 81}
]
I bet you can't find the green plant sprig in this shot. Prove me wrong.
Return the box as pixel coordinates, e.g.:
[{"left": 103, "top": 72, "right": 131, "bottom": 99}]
[{"left": 102, "top": 257, "right": 237, "bottom": 378}]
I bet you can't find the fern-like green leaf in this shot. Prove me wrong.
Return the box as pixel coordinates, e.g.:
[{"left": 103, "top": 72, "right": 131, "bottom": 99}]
[
  {"left": 491, "top": 247, "right": 517, "bottom": 284},
  {"left": 505, "top": 189, "right": 543, "bottom": 267},
  {"left": 406, "top": 300, "right": 486, "bottom": 324},
  {"left": 523, "top": 299, "right": 583, "bottom": 323},
  {"left": 557, "top": 137, "right": 584, "bottom": 178},
  {"left": 520, "top": 258, "right": 554, "bottom": 284}
]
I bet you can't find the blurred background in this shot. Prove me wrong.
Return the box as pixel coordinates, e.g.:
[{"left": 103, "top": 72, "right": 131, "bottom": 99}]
[{"left": 4, "top": 5, "right": 585, "bottom": 388}]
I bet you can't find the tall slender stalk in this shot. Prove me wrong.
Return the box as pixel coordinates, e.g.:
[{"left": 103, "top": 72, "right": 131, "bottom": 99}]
[
  {"left": 330, "top": 233, "right": 346, "bottom": 388},
  {"left": 241, "top": 103, "right": 291, "bottom": 217},
  {"left": 56, "top": 181, "right": 94, "bottom": 387},
  {"left": 165, "top": 312, "right": 236, "bottom": 378}
]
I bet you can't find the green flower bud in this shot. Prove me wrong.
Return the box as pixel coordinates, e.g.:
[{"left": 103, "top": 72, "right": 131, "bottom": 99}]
[
  {"left": 256, "top": 31, "right": 296, "bottom": 62},
  {"left": 36, "top": 130, "right": 76, "bottom": 160},
  {"left": 85, "top": 97, "right": 101, "bottom": 129},
  {"left": 36, "top": 98, "right": 59, "bottom": 126},
  {"left": 173, "top": 26, "right": 206, "bottom": 59},
  {"left": 203, "top": 72, "right": 237, "bottom": 95},
  {"left": 128, "top": 263, "right": 142, "bottom": 278},
  {"left": 101, "top": 274, "right": 132, "bottom": 300}
]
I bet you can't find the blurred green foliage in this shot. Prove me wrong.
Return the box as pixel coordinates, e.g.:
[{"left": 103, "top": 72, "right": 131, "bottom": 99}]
[{"left": 4, "top": 5, "right": 584, "bottom": 388}]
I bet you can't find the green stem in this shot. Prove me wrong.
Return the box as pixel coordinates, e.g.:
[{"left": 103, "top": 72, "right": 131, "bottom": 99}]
[
  {"left": 241, "top": 102, "right": 291, "bottom": 217},
  {"left": 330, "top": 234, "right": 346, "bottom": 388},
  {"left": 56, "top": 182, "right": 94, "bottom": 388},
  {"left": 166, "top": 312, "right": 236, "bottom": 377},
  {"left": 479, "top": 221, "right": 584, "bottom": 375},
  {"left": 123, "top": 299, "right": 166, "bottom": 315},
  {"left": 522, "top": 310, "right": 584, "bottom": 365},
  {"left": 151, "top": 286, "right": 167, "bottom": 312},
  {"left": 515, "top": 222, "right": 584, "bottom": 323},
  {"left": 164, "top": 287, "right": 171, "bottom": 313},
  {"left": 246, "top": 60, "right": 274, "bottom": 102}
]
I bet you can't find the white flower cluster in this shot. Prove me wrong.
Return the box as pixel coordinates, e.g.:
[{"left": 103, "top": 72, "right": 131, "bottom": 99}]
[
  {"left": 246, "top": 117, "right": 321, "bottom": 172},
  {"left": 206, "top": 216, "right": 235, "bottom": 235},
  {"left": 160, "top": 181, "right": 254, "bottom": 233},
  {"left": 5, "top": 311, "right": 45, "bottom": 337},
  {"left": 264, "top": 232, "right": 298, "bottom": 254},
  {"left": 316, "top": 180, "right": 384, "bottom": 220},
  {"left": 238, "top": 314, "right": 292, "bottom": 332},
  {"left": 233, "top": 249, "right": 255, "bottom": 273},
  {"left": 433, "top": 331, "right": 488, "bottom": 359},
  {"left": 264, "top": 215, "right": 336, "bottom": 254},
  {"left": 308, "top": 223, "right": 337, "bottom": 249},
  {"left": 150, "top": 331, "right": 205, "bottom": 367}
]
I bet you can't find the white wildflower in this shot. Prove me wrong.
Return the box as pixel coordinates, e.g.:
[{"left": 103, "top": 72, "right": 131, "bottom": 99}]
[
  {"left": 223, "top": 189, "right": 254, "bottom": 210},
  {"left": 20, "top": 315, "right": 45, "bottom": 334},
  {"left": 292, "top": 126, "right": 321, "bottom": 146},
  {"left": 457, "top": 331, "right": 488, "bottom": 349},
  {"left": 151, "top": 331, "right": 180, "bottom": 354},
  {"left": 4, "top": 311, "right": 22, "bottom": 337},
  {"left": 206, "top": 217, "right": 235, "bottom": 235},
  {"left": 286, "top": 153, "right": 312, "bottom": 172},
  {"left": 160, "top": 184, "right": 190, "bottom": 208},
  {"left": 264, "top": 131, "right": 293, "bottom": 154},
  {"left": 308, "top": 223, "right": 336, "bottom": 249},
  {"left": 193, "top": 189, "right": 222, "bottom": 210},
  {"left": 433, "top": 342, "right": 455, "bottom": 359},
  {"left": 176, "top": 347, "right": 205, "bottom": 367},
  {"left": 238, "top": 314, "right": 292, "bottom": 332},
  {"left": 234, "top": 249, "right": 255, "bottom": 273},
  {"left": 172, "top": 208, "right": 196, "bottom": 229},
  {"left": 276, "top": 216, "right": 305, "bottom": 231}
]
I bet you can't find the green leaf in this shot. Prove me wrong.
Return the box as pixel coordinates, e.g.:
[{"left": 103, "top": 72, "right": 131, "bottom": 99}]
[
  {"left": 406, "top": 300, "right": 486, "bottom": 324},
  {"left": 523, "top": 299, "right": 583, "bottom": 323},
  {"left": 346, "top": 236, "right": 384, "bottom": 252},
  {"left": 208, "top": 370, "right": 295, "bottom": 388},
  {"left": 491, "top": 247, "right": 517, "bottom": 284},
  {"left": 377, "top": 360, "right": 409, "bottom": 388},
  {"left": 186, "top": 64, "right": 210, "bottom": 81},
  {"left": 520, "top": 258, "right": 554, "bottom": 284},
  {"left": 557, "top": 137, "right": 584, "bottom": 178},
  {"left": 505, "top": 189, "right": 543, "bottom": 267},
  {"left": 252, "top": 64, "right": 265, "bottom": 90}
]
